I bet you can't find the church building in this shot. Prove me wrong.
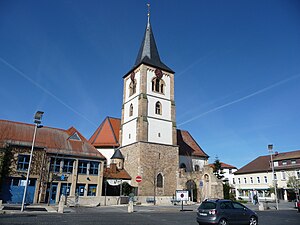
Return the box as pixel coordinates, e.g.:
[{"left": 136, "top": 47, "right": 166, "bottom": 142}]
[{"left": 90, "top": 10, "right": 223, "bottom": 203}]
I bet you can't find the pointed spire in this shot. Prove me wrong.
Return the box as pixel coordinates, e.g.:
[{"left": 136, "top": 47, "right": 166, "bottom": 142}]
[
  {"left": 133, "top": 4, "right": 174, "bottom": 73},
  {"left": 111, "top": 149, "right": 124, "bottom": 159}
]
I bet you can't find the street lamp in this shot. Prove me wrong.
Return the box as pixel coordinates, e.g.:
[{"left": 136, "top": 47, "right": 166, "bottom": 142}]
[
  {"left": 268, "top": 144, "right": 279, "bottom": 210},
  {"left": 21, "top": 111, "right": 44, "bottom": 212}
]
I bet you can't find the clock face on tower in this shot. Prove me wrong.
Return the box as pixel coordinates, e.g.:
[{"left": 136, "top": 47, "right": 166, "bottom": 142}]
[{"left": 155, "top": 68, "right": 163, "bottom": 80}]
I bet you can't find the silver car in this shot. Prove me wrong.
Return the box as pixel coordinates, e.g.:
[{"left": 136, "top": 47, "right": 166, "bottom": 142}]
[{"left": 197, "top": 199, "right": 258, "bottom": 225}]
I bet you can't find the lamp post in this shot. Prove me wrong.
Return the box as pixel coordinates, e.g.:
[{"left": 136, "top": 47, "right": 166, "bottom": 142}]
[
  {"left": 21, "top": 111, "right": 44, "bottom": 212},
  {"left": 268, "top": 144, "right": 279, "bottom": 210}
]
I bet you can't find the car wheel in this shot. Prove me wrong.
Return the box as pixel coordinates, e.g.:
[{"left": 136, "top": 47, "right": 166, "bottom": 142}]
[
  {"left": 218, "top": 218, "right": 228, "bottom": 225},
  {"left": 249, "top": 216, "right": 258, "bottom": 225}
]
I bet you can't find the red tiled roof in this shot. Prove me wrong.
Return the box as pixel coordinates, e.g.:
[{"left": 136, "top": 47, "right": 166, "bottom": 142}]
[
  {"left": 273, "top": 150, "right": 300, "bottom": 161},
  {"left": 235, "top": 150, "right": 300, "bottom": 174},
  {"left": 209, "top": 162, "right": 237, "bottom": 169},
  {"left": 177, "top": 129, "right": 209, "bottom": 158},
  {"left": 89, "top": 117, "right": 120, "bottom": 148},
  {"left": 0, "top": 119, "right": 104, "bottom": 159},
  {"left": 104, "top": 164, "right": 131, "bottom": 180},
  {"left": 90, "top": 117, "right": 208, "bottom": 158}
]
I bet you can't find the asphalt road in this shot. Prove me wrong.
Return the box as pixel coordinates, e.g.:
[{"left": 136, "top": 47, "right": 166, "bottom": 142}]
[{"left": 0, "top": 205, "right": 299, "bottom": 225}]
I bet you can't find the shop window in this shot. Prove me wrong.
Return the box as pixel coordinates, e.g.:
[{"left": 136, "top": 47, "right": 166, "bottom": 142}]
[{"left": 88, "top": 184, "right": 97, "bottom": 196}]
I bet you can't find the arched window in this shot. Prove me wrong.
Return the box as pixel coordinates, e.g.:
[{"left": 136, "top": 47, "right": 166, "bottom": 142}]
[
  {"left": 129, "top": 104, "right": 133, "bottom": 117},
  {"left": 157, "top": 173, "right": 163, "bottom": 188},
  {"left": 155, "top": 102, "right": 162, "bottom": 115},
  {"left": 151, "top": 78, "right": 165, "bottom": 94},
  {"left": 129, "top": 80, "right": 136, "bottom": 96}
]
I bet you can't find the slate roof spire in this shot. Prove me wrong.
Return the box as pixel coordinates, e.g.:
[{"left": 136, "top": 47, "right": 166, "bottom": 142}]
[{"left": 133, "top": 4, "right": 174, "bottom": 73}]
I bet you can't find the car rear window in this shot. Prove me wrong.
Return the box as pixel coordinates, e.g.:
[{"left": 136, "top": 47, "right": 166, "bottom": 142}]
[{"left": 199, "top": 202, "right": 216, "bottom": 209}]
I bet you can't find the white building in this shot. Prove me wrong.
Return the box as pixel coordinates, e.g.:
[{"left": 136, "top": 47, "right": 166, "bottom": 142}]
[{"left": 234, "top": 150, "right": 300, "bottom": 202}]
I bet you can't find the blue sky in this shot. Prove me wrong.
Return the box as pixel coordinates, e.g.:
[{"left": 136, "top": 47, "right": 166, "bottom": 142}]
[{"left": 0, "top": 0, "right": 299, "bottom": 168}]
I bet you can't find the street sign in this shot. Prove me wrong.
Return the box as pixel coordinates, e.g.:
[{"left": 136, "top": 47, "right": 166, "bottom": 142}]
[
  {"left": 199, "top": 180, "right": 203, "bottom": 188},
  {"left": 176, "top": 190, "right": 189, "bottom": 201},
  {"left": 136, "top": 175, "right": 142, "bottom": 183}
]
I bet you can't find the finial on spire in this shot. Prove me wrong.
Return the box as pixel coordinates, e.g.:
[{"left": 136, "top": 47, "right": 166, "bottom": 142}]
[{"left": 147, "top": 3, "right": 150, "bottom": 24}]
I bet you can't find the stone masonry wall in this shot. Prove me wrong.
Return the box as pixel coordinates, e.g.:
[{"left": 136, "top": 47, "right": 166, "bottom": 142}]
[{"left": 120, "top": 142, "right": 179, "bottom": 197}]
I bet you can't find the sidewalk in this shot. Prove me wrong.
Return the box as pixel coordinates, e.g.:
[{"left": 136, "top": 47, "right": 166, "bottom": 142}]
[
  {"left": 244, "top": 201, "right": 296, "bottom": 211},
  {"left": 0, "top": 204, "right": 58, "bottom": 214}
]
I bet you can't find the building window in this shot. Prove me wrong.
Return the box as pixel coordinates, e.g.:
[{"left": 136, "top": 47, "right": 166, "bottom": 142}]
[
  {"left": 296, "top": 170, "right": 300, "bottom": 179},
  {"left": 244, "top": 178, "right": 247, "bottom": 184},
  {"left": 273, "top": 161, "right": 278, "bottom": 167},
  {"left": 88, "top": 184, "right": 97, "bottom": 196},
  {"left": 50, "top": 158, "right": 62, "bottom": 173},
  {"left": 282, "top": 161, "right": 287, "bottom": 166},
  {"left": 157, "top": 173, "right": 163, "bottom": 188},
  {"left": 233, "top": 178, "right": 235, "bottom": 184},
  {"left": 194, "top": 165, "right": 200, "bottom": 171},
  {"left": 229, "top": 169, "right": 232, "bottom": 174},
  {"left": 264, "top": 176, "right": 268, "bottom": 183},
  {"left": 291, "top": 160, "right": 296, "bottom": 164},
  {"left": 89, "top": 162, "right": 99, "bottom": 175},
  {"left": 257, "top": 177, "right": 260, "bottom": 184},
  {"left": 76, "top": 184, "right": 85, "bottom": 196},
  {"left": 274, "top": 173, "right": 277, "bottom": 180},
  {"left": 60, "top": 183, "right": 71, "bottom": 196},
  {"left": 78, "top": 161, "right": 88, "bottom": 174},
  {"left": 281, "top": 171, "right": 286, "bottom": 180},
  {"left": 129, "top": 80, "right": 136, "bottom": 96},
  {"left": 17, "top": 155, "right": 30, "bottom": 171},
  {"left": 155, "top": 101, "right": 162, "bottom": 115},
  {"left": 250, "top": 177, "right": 253, "bottom": 184},
  {"left": 63, "top": 159, "right": 74, "bottom": 173},
  {"left": 152, "top": 78, "right": 165, "bottom": 94},
  {"left": 238, "top": 178, "right": 241, "bottom": 184},
  {"left": 129, "top": 104, "right": 133, "bottom": 117}
]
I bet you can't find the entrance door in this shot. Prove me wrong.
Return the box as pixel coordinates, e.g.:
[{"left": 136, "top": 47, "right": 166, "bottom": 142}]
[
  {"left": 49, "top": 183, "right": 58, "bottom": 204},
  {"left": 1, "top": 178, "right": 36, "bottom": 204}
]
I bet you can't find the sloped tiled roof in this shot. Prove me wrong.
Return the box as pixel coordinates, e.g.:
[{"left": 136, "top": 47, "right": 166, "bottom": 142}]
[
  {"left": 111, "top": 149, "right": 124, "bottom": 159},
  {"left": 235, "top": 150, "right": 300, "bottom": 175},
  {"left": 90, "top": 118, "right": 208, "bottom": 159},
  {"left": 177, "top": 129, "right": 209, "bottom": 158},
  {"left": 273, "top": 150, "right": 300, "bottom": 161},
  {"left": 0, "top": 119, "right": 104, "bottom": 159},
  {"left": 234, "top": 156, "right": 271, "bottom": 175},
  {"left": 89, "top": 117, "right": 120, "bottom": 148},
  {"left": 209, "top": 162, "right": 237, "bottom": 169},
  {"left": 104, "top": 164, "right": 131, "bottom": 180}
]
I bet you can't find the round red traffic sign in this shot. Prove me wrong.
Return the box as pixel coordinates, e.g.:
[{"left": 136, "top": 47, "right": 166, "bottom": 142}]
[{"left": 136, "top": 175, "right": 142, "bottom": 183}]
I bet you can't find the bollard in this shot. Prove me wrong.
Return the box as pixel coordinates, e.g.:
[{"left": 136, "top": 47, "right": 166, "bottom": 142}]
[
  {"left": 258, "top": 203, "right": 264, "bottom": 211},
  {"left": 58, "top": 195, "right": 65, "bottom": 213},
  {"left": 128, "top": 200, "right": 133, "bottom": 213}
]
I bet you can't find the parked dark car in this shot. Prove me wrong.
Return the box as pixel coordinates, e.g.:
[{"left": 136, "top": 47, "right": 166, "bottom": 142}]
[{"left": 197, "top": 199, "right": 258, "bottom": 225}]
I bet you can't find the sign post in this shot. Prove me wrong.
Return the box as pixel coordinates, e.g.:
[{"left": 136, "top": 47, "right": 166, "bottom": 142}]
[{"left": 176, "top": 190, "right": 189, "bottom": 211}]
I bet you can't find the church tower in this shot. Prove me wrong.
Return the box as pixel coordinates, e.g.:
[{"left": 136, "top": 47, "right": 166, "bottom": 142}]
[{"left": 119, "top": 8, "right": 179, "bottom": 197}]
